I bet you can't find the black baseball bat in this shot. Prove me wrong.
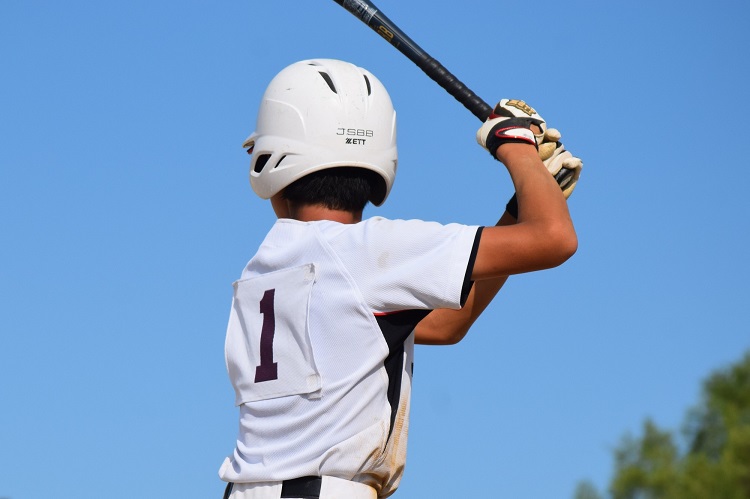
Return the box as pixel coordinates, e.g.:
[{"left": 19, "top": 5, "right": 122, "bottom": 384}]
[
  {"left": 331, "top": 0, "right": 575, "bottom": 189},
  {"left": 331, "top": 0, "right": 493, "bottom": 121}
]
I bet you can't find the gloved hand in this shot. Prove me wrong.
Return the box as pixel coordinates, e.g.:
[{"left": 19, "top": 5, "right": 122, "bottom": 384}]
[
  {"left": 537, "top": 127, "right": 583, "bottom": 200},
  {"left": 476, "top": 99, "right": 546, "bottom": 158},
  {"left": 487, "top": 106, "right": 583, "bottom": 217}
]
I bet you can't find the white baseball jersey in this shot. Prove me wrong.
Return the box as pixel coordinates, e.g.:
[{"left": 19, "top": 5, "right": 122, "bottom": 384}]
[{"left": 220, "top": 216, "right": 482, "bottom": 497}]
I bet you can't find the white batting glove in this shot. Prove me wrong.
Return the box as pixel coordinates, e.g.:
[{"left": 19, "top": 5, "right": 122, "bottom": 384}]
[
  {"left": 477, "top": 99, "right": 546, "bottom": 158},
  {"left": 537, "top": 128, "right": 582, "bottom": 199}
]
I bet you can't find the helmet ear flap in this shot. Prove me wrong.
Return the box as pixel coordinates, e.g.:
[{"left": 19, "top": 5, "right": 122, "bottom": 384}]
[
  {"left": 245, "top": 135, "right": 266, "bottom": 173},
  {"left": 370, "top": 174, "right": 387, "bottom": 206}
]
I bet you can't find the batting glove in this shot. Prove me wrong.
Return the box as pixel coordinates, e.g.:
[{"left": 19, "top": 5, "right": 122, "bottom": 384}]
[
  {"left": 537, "top": 128, "right": 583, "bottom": 199},
  {"left": 477, "top": 99, "right": 546, "bottom": 158}
]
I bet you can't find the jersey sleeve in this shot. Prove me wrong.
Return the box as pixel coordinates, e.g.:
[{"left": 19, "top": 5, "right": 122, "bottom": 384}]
[{"left": 325, "top": 217, "right": 483, "bottom": 313}]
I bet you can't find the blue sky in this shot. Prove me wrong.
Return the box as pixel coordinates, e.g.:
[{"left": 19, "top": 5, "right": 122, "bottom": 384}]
[{"left": 1, "top": 1, "right": 749, "bottom": 498}]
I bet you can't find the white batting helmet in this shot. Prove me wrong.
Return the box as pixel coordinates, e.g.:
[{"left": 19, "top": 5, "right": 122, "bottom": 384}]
[{"left": 243, "top": 59, "right": 398, "bottom": 206}]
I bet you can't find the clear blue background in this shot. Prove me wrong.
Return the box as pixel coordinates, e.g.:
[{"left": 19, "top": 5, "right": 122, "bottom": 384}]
[{"left": 1, "top": 1, "right": 748, "bottom": 497}]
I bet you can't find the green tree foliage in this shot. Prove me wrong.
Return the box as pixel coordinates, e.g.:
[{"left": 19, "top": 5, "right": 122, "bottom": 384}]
[
  {"left": 574, "top": 480, "right": 604, "bottom": 499},
  {"left": 574, "top": 351, "right": 750, "bottom": 499}
]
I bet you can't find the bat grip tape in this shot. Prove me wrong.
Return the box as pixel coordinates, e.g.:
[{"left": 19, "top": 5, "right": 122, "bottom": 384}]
[{"left": 419, "top": 57, "right": 492, "bottom": 121}]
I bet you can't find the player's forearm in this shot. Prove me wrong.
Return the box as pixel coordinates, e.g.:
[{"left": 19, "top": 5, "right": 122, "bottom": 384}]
[{"left": 497, "top": 143, "right": 571, "bottom": 229}]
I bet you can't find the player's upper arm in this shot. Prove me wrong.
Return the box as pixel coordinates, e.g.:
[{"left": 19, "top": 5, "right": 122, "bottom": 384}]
[{"left": 471, "top": 221, "right": 577, "bottom": 280}]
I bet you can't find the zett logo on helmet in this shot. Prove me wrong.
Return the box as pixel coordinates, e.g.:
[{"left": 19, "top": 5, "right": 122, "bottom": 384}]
[{"left": 338, "top": 128, "right": 373, "bottom": 146}]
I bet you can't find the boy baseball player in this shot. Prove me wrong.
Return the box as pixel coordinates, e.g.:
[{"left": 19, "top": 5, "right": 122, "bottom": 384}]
[{"left": 220, "top": 59, "right": 581, "bottom": 498}]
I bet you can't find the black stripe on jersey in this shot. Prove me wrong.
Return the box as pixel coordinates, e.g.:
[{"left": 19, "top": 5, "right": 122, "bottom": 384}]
[
  {"left": 374, "top": 228, "right": 482, "bottom": 439},
  {"left": 375, "top": 309, "right": 430, "bottom": 439},
  {"left": 459, "top": 227, "right": 484, "bottom": 307}
]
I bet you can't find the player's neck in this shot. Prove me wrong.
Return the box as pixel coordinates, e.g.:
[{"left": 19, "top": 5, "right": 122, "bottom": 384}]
[{"left": 291, "top": 204, "right": 362, "bottom": 224}]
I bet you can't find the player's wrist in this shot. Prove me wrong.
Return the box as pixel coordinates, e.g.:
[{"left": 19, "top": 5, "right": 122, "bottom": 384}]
[{"left": 493, "top": 141, "right": 538, "bottom": 164}]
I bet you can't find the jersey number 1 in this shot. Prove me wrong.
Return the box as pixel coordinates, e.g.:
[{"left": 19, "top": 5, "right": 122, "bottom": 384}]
[{"left": 254, "top": 289, "right": 278, "bottom": 383}]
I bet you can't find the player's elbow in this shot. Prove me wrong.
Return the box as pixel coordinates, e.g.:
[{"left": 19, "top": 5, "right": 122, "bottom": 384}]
[
  {"left": 543, "top": 222, "right": 578, "bottom": 268},
  {"left": 440, "top": 327, "right": 470, "bottom": 345},
  {"left": 414, "top": 323, "right": 470, "bottom": 346}
]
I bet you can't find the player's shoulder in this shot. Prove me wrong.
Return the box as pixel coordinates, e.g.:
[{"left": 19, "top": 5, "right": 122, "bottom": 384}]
[
  {"left": 360, "top": 216, "right": 479, "bottom": 234},
  {"left": 326, "top": 217, "right": 478, "bottom": 247},
  {"left": 355, "top": 216, "right": 441, "bottom": 236},
  {"left": 359, "top": 215, "right": 434, "bottom": 228}
]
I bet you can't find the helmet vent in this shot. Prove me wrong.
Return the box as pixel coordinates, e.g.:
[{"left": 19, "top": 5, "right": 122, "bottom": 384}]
[
  {"left": 254, "top": 154, "right": 271, "bottom": 173},
  {"left": 363, "top": 75, "right": 372, "bottom": 95},
  {"left": 317, "top": 71, "right": 337, "bottom": 94}
]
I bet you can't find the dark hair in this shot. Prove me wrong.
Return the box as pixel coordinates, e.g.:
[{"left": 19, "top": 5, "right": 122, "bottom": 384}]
[{"left": 282, "top": 167, "right": 384, "bottom": 212}]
